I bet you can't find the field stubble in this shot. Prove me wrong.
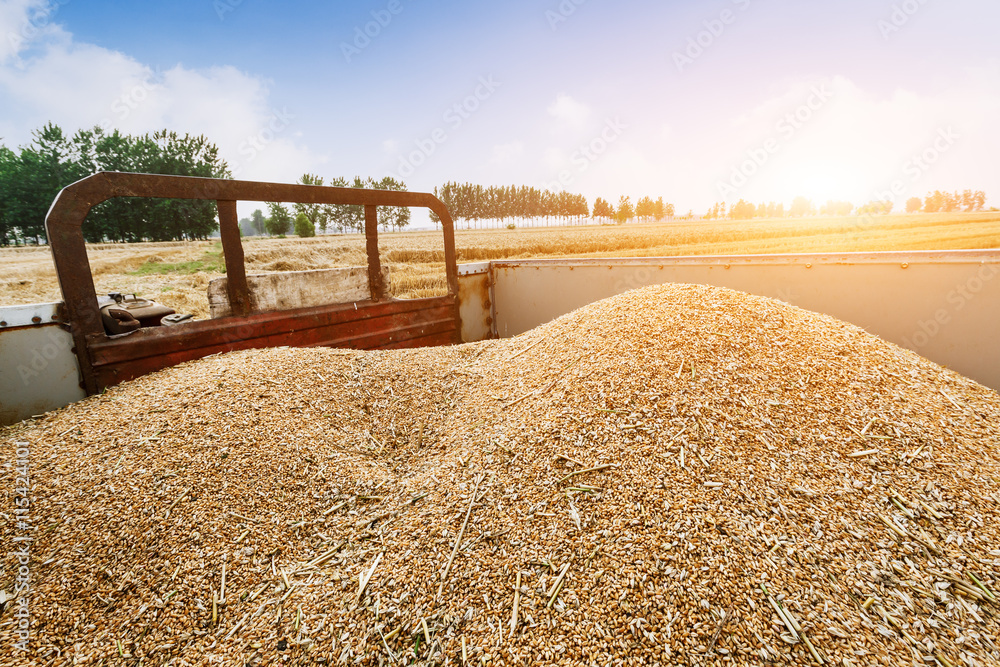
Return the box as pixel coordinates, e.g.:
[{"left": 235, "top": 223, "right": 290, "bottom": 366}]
[{"left": 1, "top": 212, "right": 998, "bottom": 319}]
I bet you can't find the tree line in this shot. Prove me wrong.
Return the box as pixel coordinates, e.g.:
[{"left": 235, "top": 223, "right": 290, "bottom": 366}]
[
  {"left": 429, "top": 182, "right": 590, "bottom": 228},
  {"left": 0, "top": 123, "right": 229, "bottom": 245},
  {"left": 427, "top": 183, "right": 677, "bottom": 229},
  {"left": 592, "top": 195, "right": 675, "bottom": 224},
  {"left": 241, "top": 174, "right": 412, "bottom": 237},
  {"left": 708, "top": 190, "right": 990, "bottom": 221}
]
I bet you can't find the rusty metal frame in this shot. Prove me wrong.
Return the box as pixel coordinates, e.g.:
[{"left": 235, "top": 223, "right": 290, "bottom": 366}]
[{"left": 45, "top": 172, "right": 460, "bottom": 395}]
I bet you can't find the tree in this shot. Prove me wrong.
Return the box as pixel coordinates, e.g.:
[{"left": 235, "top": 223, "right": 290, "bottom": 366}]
[
  {"left": 705, "top": 202, "right": 726, "bottom": 219},
  {"left": 0, "top": 145, "right": 17, "bottom": 245},
  {"left": 369, "top": 175, "right": 411, "bottom": 232},
  {"left": 238, "top": 216, "right": 257, "bottom": 236},
  {"left": 294, "top": 174, "right": 330, "bottom": 233},
  {"left": 635, "top": 196, "right": 655, "bottom": 222},
  {"left": 857, "top": 199, "right": 892, "bottom": 216},
  {"left": 294, "top": 212, "right": 315, "bottom": 237},
  {"left": 653, "top": 197, "right": 666, "bottom": 221},
  {"left": 924, "top": 190, "right": 943, "bottom": 213},
  {"left": 0, "top": 123, "right": 229, "bottom": 244},
  {"left": 250, "top": 209, "right": 266, "bottom": 235},
  {"left": 730, "top": 199, "right": 755, "bottom": 220},
  {"left": 265, "top": 202, "right": 291, "bottom": 236},
  {"left": 905, "top": 197, "right": 923, "bottom": 213},
  {"left": 821, "top": 200, "right": 854, "bottom": 216},
  {"left": 592, "top": 197, "right": 614, "bottom": 222},
  {"left": 615, "top": 196, "right": 633, "bottom": 224},
  {"left": 789, "top": 196, "right": 814, "bottom": 218}
]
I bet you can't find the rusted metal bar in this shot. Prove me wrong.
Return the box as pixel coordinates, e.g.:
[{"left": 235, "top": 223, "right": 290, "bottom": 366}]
[
  {"left": 217, "top": 199, "right": 251, "bottom": 317},
  {"left": 364, "top": 204, "right": 386, "bottom": 301},
  {"left": 44, "top": 172, "right": 462, "bottom": 395},
  {"left": 87, "top": 297, "right": 458, "bottom": 389}
]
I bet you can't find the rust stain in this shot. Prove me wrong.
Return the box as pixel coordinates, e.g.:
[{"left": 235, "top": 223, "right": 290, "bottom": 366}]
[{"left": 45, "top": 172, "right": 461, "bottom": 395}]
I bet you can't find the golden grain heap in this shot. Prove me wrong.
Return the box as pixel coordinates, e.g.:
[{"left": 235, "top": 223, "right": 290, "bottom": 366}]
[{"left": 2, "top": 283, "right": 999, "bottom": 667}]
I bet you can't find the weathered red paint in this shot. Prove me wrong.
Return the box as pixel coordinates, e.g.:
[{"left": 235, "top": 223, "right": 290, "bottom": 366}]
[{"left": 44, "top": 172, "right": 460, "bottom": 394}]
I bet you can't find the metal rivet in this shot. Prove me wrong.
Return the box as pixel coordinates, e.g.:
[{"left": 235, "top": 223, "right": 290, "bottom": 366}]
[
  {"left": 901, "top": 263, "right": 908, "bottom": 269},
  {"left": 0, "top": 321, "right": 6, "bottom": 327},
  {"left": 32, "top": 316, "right": 42, "bottom": 323}
]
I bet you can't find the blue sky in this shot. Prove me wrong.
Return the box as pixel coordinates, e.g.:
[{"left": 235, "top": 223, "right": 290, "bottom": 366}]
[{"left": 1, "top": 0, "right": 998, "bottom": 222}]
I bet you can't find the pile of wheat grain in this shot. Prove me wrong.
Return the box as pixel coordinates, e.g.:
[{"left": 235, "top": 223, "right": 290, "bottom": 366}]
[{"left": 2, "top": 283, "right": 999, "bottom": 667}]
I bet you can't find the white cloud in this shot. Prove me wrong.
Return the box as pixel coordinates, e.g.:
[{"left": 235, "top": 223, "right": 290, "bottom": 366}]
[
  {"left": 0, "top": 6, "right": 323, "bottom": 201},
  {"left": 547, "top": 93, "right": 591, "bottom": 130},
  {"left": 0, "top": 0, "right": 54, "bottom": 64},
  {"left": 676, "top": 71, "right": 1000, "bottom": 210}
]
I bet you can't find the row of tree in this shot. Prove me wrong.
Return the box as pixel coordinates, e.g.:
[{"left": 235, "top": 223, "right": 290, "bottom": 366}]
[
  {"left": 427, "top": 183, "right": 678, "bottom": 229},
  {"left": 910, "top": 190, "right": 988, "bottom": 213},
  {"left": 591, "top": 195, "right": 676, "bottom": 224},
  {"left": 0, "top": 123, "right": 229, "bottom": 245},
  {"left": 430, "top": 183, "right": 590, "bottom": 228},
  {"left": 238, "top": 174, "right": 411, "bottom": 237},
  {"left": 707, "top": 190, "right": 989, "bottom": 221}
]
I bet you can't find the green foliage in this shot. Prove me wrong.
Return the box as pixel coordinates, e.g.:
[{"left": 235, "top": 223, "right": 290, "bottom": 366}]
[
  {"left": 265, "top": 202, "right": 291, "bottom": 236},
  {"left": 432, "top": 182, "right": 590, "bottom": 229},
  {"left": 250, "top": 209, "right": 266, "bottom": 235},
  {"left": 0, "top": 123, "right": 230, "bottom": 245},
  {"left": 294, "top": 174, "right": 330, "bottom": 232},
  {"left": 316, "top": 175, "right": 411, "bottom": 234},
  {"left": 294, "top": 212, "right": 316, "bottom": 237},
  {"left": 238, "top": 216, "right": 256, "bottom": 236}
]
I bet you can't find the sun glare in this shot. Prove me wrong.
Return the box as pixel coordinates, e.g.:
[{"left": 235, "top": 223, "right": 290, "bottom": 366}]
[{"left": 767, "top": 161, "right": 867, "bottom": 208}]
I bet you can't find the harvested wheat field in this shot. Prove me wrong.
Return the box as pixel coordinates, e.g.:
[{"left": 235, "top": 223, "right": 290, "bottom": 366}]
[{"left": 2, "top": 284, "right": 1000, "bottom": 667}]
